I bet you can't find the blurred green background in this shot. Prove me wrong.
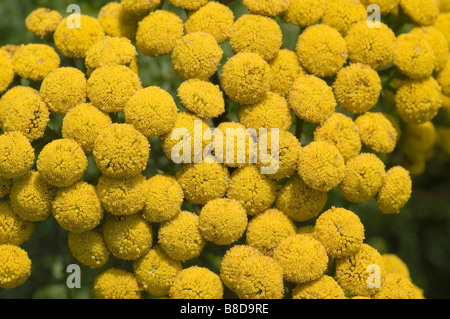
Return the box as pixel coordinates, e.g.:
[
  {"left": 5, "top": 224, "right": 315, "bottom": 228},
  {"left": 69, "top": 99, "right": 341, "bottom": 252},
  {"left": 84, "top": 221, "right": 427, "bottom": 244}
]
[{"left": 0, "top": 0, "right": 449, "bottom": 299}]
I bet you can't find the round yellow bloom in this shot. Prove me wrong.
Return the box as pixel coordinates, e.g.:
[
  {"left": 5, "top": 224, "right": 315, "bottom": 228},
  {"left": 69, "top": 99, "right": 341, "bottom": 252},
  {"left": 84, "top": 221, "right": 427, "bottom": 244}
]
[
  {"left": 85, "top": 36, "right": 137, "bottom": 70},
  {"left": 314, "top": 207, "right": 365, "bottom": 258},
  {"left": 170, "top": 266, "right": 223, "bottom": 299},
  {"left": 52, "top": 181, "right": 103, "bottom": 233},
  {"left": 0, "top": 45, "right": 19, "bottom": 58},
  {"left": 184, "top": 2, "right": 234, "bottom": 43},
  {"left": 226, "top": 165, "right": 277, "bottom": 215},
  {"left": 382, "top": 254, "right": 411, "bottom": 279},
  {"left": 87, "top": 64, "right": 142, "bottom": 113},
  {"left": 333, "top": 63, "right": 381, "bottom": 114},
  {"left": 68, "top": 231, "right": 110, "bottom": 268},
  {"left": 221, "top": 52, "right": 272, "bottom": 104},
  {"left": 373, "top": 273, "right": 416, "bottom": 299},
  {"left": 0, "top": 201, "right": 34, "bottom": 246},
  {"left": 289, "top": 75, "right": 336, "bottom": 124},
  {"left": 410, "top": 26, "right": 449, "bottom": 72},
  {"left": 355, "top": 112, "right": 398, "bottom": 154},
  {"left": 93, "top": 268, "right": 141, "bottom": 299},
  {"left": 54, "top": 14, "right": 105, "bottom": 58},
  {"left": 0, "top": 244, "right": 31, "bottom": 289},
  {"left": 345, "top": 22, "right": 396, "bottom": 70},
  {"left": 361, "top": 0, "right": 400, "bottom": 14},
  {"left": 10, "top": 171, "right": 55, "bottom": 222},
  {"left": 229, "top": 14, "right": 282, "bottom": 61},
  {"left": 199, "top": 198, "right": 248, "bottom": 245},
  {"left": 37, "top": 139, "right": 87, "bottom": 187},
  {"left": 134, "top": 246, "right": 182, "bottom": 297},
  {"left": 274, "top": 234, "right": 328, "bottom": 283},
  {"left": 395, "top": 77, "right": 442, "bottom": 124},
  {"left": 400, "top": 0, "right": 439, "bottom": 26},
  {"left": 234, "top": 254, "right": 284, "bottom": 299},
  {"left": 377, "top": 166, "right": 412, "bottom": 214},
  {"left": 297, "top": 141, "right": 345, "bottom": 192},
  {"left": 0, "top": 86, "right": 49, "bottom": 141},
  {"left": 98, "top": 2, "right": 140, "bottom": 41},
  {"left": 158, "top": 211, "right": 206, "bottom": 261},
  {"left": 0, "top": 177, "right": 11, "bottom": 198},
  {"left": 335, "top": 243, "right": 386, "bottom": 296},
  {"left": 243, "top": 0, "right": 289, "bottom": 16},
  {"left": 401, "top": 121, "right": 437, "bottom": 154},
  {"left": 103, "top": 214, "right": 152, "bottom": 260},
  {"left": 93, "top": 124, "right": 150, "bottom": 178},
  {"left": 297, "top": 225, "right": 315, "bottom": 236},
  {"left": 25, "top": 8, "right": 62, "bottom": 39},
  {"left": 12, "top": 44, "right": 60, "bottom": 81},
  {"left": 413, "top": 284, "right": 426, "bottom": 299},
  {"left": 402, "top": 153, "right": 426, "bottom": 177},
  {"left": 169, "top": 0, "right": 208, "bottom": 10},
  {"left": 339, "top": 153, "right": 386, "bottom": 203},
  {"left": 283, "top": 0, "right": 326, "bottom": 27},
  {"left": 178, "top": 80, "right": 225, "bottom": 119},
  {"left": 125, "top": 86, "right": 178, "bottom": 137},
  {"left": 0, "top": 132, "right": 34, "bottom": 179},
  {"left": 296, "top": 24, "right": 347, "bottom": 77},
  {"left": 322, "top": 0, "right": 367, "bottom": 35},
  {"left": 0, "top": 49, "right": 14, "bottom": 93},
  {"left": 121, "top": 0, "right": 161, "bottom": 14},
  {"left": 292, "top": 275, "right": 346, "bottom": 299},
  {"left": 434, "top": 13, "right": 450, "bottom": 44},
  {"left": 441, "top": 0, "right": 450, "bottom": 11},
  {"left": 246, "top": 209, "right": 296, "bottom": 256},
  {"left": 437, "top": 56, "right": 450, "bottom": 96},
  {"left": 172, "top": 32, "right": 223, "bottom": 80},
  {"left": 175, "top": 161, "right": 230, "bottom": 205},
  {"left": 269, "top": 49, "right": 305, "bottom": 98}
]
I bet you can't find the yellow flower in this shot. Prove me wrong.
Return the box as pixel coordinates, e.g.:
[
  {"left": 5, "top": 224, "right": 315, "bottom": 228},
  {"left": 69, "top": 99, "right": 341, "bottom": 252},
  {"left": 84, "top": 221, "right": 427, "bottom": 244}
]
[
  {"left": 85, "top": 36, "right": 137, "bottom": 70},
  {"left": 410, "top": 26, "right": 449, "bottom": 72},
  {"left": 0, "top": 132, "right": 35, "bottom": 179},
  {"left": 434, "top": 13, "right": 450, "bottom": 44},
  {"left": 269, "top": 49, "right": 306, "bottom": 98},
  {"left": 377, "top": 166, "right": 412, "bottom": 214},
  {"left": 0, "top": 201, "right": 34, "bottom": 246},
  {"left": 360, "top": 0, "right": 400, "bottom": 15},
  {"left": 402, "top": 153, "right": 426, "bottom": 177},
  {"left": 412, "top": 284, "right": 426, "bottom": 299},
  {"left": 93, "top": 268, "right": 141, "bottom": 299},
  {"left": 103, "top": 213, "right": 152, "bottom": 260},
  {"left": 169, "top": 0, "right": 208, "bottom": 10},
  {"left": 0, "top": 49, "right": 14, "bottom": 93},
  {"left": 221, "top": 52, "right": 272, "bottom": 104},
  {"left": 441, "top": 0, "right": 450, "bottom": 11},
  {"left": 296, "top": 24, "right": 348, "bottom": 77},
  {"left": 0, "top": 244, "right": 31, "bottom": 289},
  {"left": 289, "top": 75, "right": 336, "bottom": 124},
  {"left": 169, "top": 266, "right": 223, "bottom": 299},
  {"left": 401, "top": 121, "right": 437, "bottom": 155},
  {"left": 199, "top": 198, "right": 247, "bottom": 245},
  {"left": 0, "top": 177, "right": 11, "bottom": 199},
  {"left": 437, "top": 55, "right": 450, "bottom": 96},
  {"left": 282, "top": 0, "right": 326, "bottom": 27},
  {"left": 215, "top": 122, "right": 255, "bottom": 168},
  {"left": 355, "top": 112, "right": 398, "bottom": 154},
  {"left": 68, "top": 231, "right": 110, "bottom": 268},
  {"left": 400, "top": 0, "right": 439, "bottom": 26},
  {"left": 0, "top": 44, "right": 19, "bottom": 58},
  {"left": 382, "top": 254, "right": 411, "bottom": 280},
  {"left": 243, "top": 0, "right": 289, "bottom": 16},
  {"left": 98, "top": 2, "right": 140, "bottom": 41},
  {"left": 133, "top": 246, "right": 182, "bottom": 297},
  {"left": 322, "top": 0, "right": 367, "bottom": 35},
  {"left": 12, "top": 43, "right": 60, "bottom": 81},
  {"left": 121, "top": 0, "right": 161, "bottom": 14},
  {"left": 25, "top": 8, "right": 62, "bottom": 39},
  {"left": 292, "top": 275, "right": 346, "bottom": 299},
  {"left": 372, "top": 273, "right": 416, "bottom": 299}
]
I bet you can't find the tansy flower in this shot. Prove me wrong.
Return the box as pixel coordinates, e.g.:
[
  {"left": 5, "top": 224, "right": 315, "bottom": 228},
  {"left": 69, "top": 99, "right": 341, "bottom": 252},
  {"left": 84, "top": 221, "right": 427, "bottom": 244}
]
[
  {"left": 12, "top": 44, "right": 60, "bottom": 81},
  {"left": 276, "top": 175, "right": 328, "bottom": 222},
  {"left": 96, "top": 174, "right": 147, "bottom": 216},
  {"left": 360, "top": 0, "right": 400, "bottom": 14},
  {"left": 410, "top": 26, "right": 449, "bottom": 72},
  {"left": 175, "top": 161, "right": 230, "bottom": 205},
  {"left": 395, "top": 77, "right": 442, "bottom": 125},
  {"left": 85, "top": 36, "right": 137, "bottom": 70},
  {"left": 269, "top": 49, "right": 305, "bottom": 98},
  {"left": 297, "top": 225, "right": 315, "bottom": 236},
  {"left": 314, "top": 207, "right": 365, "bottom": 258},
  {"left": 282, "top": 0, "right": 326, "bottom": 27},
  {"left": 382, "top": 254, "right": 411, "bottom": 280},
  {"left": 93, "top": 268, "right": 141, "bottom": 299},
  {"left": 314, "top": 113, "right": 362, "bottom": 162},
  {"left": 9, "top": 171, "right": 55, "bottom": 222},
  {"left": 102, "top": 213, "right": 152, "bottom": 260},
  {"left": 61, "top": 103, "right": 112, "bottom": 153},
  {"left": 402, "top": 153, "right": 427, "bottom": 177},
  {"left": 199, "top": 198, "right": 248, "bottom": 245},
  {"left": 226, "top": 165, "right": 277, "bottom": 216},
  {"left": 400, "top": 0, "right": 439, "bottom": 26},
  {"left": 335, "top": 243, "right": 386, "bottom": 296},
  {"left": 292, "top": 275, "right": 346, "bottom": 299},
  {"left": 296, "top": 24, "right": 347, "bottom": 77},
  {"left": 441, "top": 0, "right": 450, "bottom": 11},
  {"left": 0, "top": 49, "right": 14, "bottom": 93},
  {"left": 221, "top": 52, "right": 272, "bottom": 105},
  {"left": 0, "top": 244, "right": 31, "bottom": 289},
  {"left": 0, "top": 201, "right": 34, "bottom": 246},
  {"left": 246, "top": 209, "right": 297, "bottom": 257},
  {"left": 40, "top": 67, "right": 87, "bottom": 114},
  {"left": 133, "top": 246, "right": 182, "bottom": 297},
  {"left": 401, "top": 121, "right": 437, "bottom": 155},
  {"left": 177, "top": 80, "right": 225, "bottom": 119},
  {"left": 172, "top": 32, "right": 223, "bottom": 80},
  {"left": 184, "top": 2, "right": 235, "bottom": 43},
  {"left": 142, "top": 174, "right": 184, "bottom": 223},
  {"left": 68, "top": 231, "right": 110, "bottom": 268},
  {"left": 125, "top": 86, "right": 178, "bottom": 137},
  {"left": 121, "top": 0, "right": 161, "bottom": 14},
  {"left": 87, "top": 64, "right": 142, "bottom": 113},
  {"left": 289, "top": 75, "right": 336, "bottom": 124},
  {"left": 52, "top": 181, "right": 103, "bottom": 233},
  {"left": 345, "top": 22, "right": 396, "bottom": 70},
  {"left": 93, "top": 123, "right": 150, "bottom": 178},
  {"left": 169, "top": 0, "right": 208, "bottom": 10},
  {"left": 169, "top": 266, "right": 223, "bottom": 299},
  {"left": 355, "top": 112, "right": 398, "bottom": 154},
  {"left": 333, "top": 63, "right": 381, "bottom": 114},
  {"left": 0, "top": 177, "right": 11, "bottom": 198},
  {"left": 322, "top": 0, "right": 368, "bottom": 35},
  {"left": 54, "top": 15, "right": 105, "bottom": 59},
  {"left": 229, "top": 14, "right": 282, "bottom": 61},
  {"left": 437, "top": 56, "right": 450, "bottom": 96},
  {"left": 273, "top": 234, "right": 328, "bottom": 284},
  {"left": 0, "top": 132, "right": 35, "bottom": 179},
  {"left": 158, "top": 210, "right": 206, "bottom": 260},
  {"left": 98, "top": 2, "right": 140, "bottom": 41},
  {"left": 25, "top": 8, "right": 62, "bottom": 39},
  {"left": 0, "top": 44, "right": 19, "bottom": 58},
  {"left": 339, "top": 153, "right": 386, "bottom": 203},
  {"left": 37, "top": 139, "right": 87, "bottom": 187},
  {"left": 239, "top": 92, "right": 292, "bottom": 130},
  {"left": 297, "top": 141, "right": 345, "bottom": 192},
  {"left": 243, "top": 0, "right": 289, "bottom": 16},
  {"left": 434, "top": 13, "right": 450, "bottom": 44},
  {"left": 377, "top": 166, "right": 412, "bottom": 214},
  {"left": 373, "top": 273, "right": 416, "bottom": 299}
]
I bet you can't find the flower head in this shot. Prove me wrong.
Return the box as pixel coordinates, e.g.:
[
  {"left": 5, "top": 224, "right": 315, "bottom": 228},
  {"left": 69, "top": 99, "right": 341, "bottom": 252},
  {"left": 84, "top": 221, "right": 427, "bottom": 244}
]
[
  {"left": 292, "top": 275, "right": 346, "bottom": 299},
  {"left": 0, "top": 244, "right": 31, "bottom": 289},
  {"left": 178, "top": 80, "right": 225, "bottom": 119},
  {"left": 355, "top": 112, "right": 398, "bottom": 153},
  {"left": 434, "top": 13, "right": 450, "bottom": 44},
  {"left": 243, "top": 0, "right": 289, "bottom": 16},
  {"left": 25, "top": 8, "right": 62, "bottom": 39},
  {"left": 269, "top": 49, "right": 305, "bottom": 98},
  {"left": 0, "top": 132, "right": 35, "bottom": 179},
  {"left": 401, "top": 121, "right": 437, "bottom": 154},
  {"left": 121, "top": 0, "right": 161, "bottom": 14},
  {"left": 169, "top": 266, "right": 223, "bottom": 299},
  {"left": 373, "top": 273, "right": 416, "bottom": 299},
  {"left": 98, "top": 2, "right": 140, "bottom": 41},
  {"left": 12, "top": 44, "right": 60, "bottom": 81},
  {"left": 85, "top": 36, "right": 137, "bottom": 70},
  {"left": 0, "top": 201, "right": 34, "bottom": 246},
  {"left": 410, "top": 26, "right": 449, "bottom": 72},
  {"left": 168, "top": 0, "right": 208, "bottom": 10},
  {"left": 382, "top": 254, "right": 411, "bottom": 279},
  {"left": 68, "top": 231, "right": 110, "bottom": 268},
  {"left": 437, "top": 55, "right": 450, "bottom": 96},
  {"left": 360, "top": 0, "right": 400, "bottom": 15},
  {"left": 282, "top": 0, "right": 326, "bottom": 27},
  {"left": 93, "top": 268, "right": 141, "bottom": 299},
  {"left": 400, "top": 0, "right": 439, "bottom": 26},
  {"left": 322, "top": 0, "right": 367, "bottom": 35},
  {"left": 0, "top": 49, "right": 14, "bottom": 93},
  {"left": 377, "top": 166, "right": 412, "bottom": 214}
]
